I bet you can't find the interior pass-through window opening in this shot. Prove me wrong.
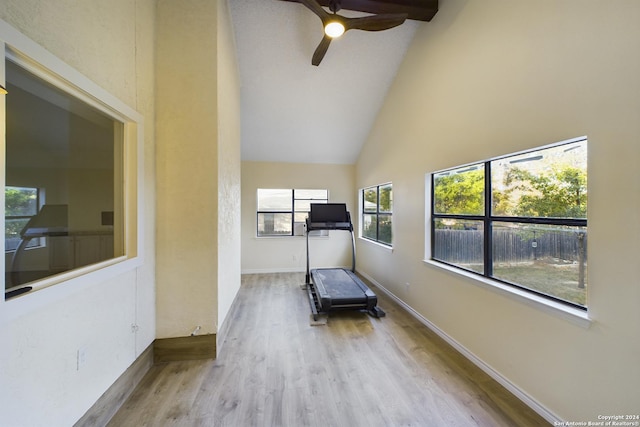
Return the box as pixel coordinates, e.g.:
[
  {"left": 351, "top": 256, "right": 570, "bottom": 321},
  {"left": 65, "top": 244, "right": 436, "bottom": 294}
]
[{"left": 4, "top": 59, "right": 125, "bottom": 297}]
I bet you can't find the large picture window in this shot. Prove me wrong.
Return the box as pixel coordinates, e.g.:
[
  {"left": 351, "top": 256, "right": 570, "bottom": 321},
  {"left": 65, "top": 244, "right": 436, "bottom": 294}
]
[
  {"left": 4, "top": 59, "right": 124, "bottom": 293},
  {"left": 257, "top": 189, "right": 328, "bottom": 237},
  {"left": 361, "top": 183, "right": 392, "bottom": 246},
  {"left": 2, "top": 33, "right": 142, "bottom": 300},
  {"left": 430, "top": 138, "right": 587, "bottom": 309}
]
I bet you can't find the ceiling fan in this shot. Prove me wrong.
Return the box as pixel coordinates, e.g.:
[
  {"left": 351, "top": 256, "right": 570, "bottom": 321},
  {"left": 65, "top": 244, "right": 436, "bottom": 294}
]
[{"left": 298, "top": 0, "right": 409, "bottom": 66}]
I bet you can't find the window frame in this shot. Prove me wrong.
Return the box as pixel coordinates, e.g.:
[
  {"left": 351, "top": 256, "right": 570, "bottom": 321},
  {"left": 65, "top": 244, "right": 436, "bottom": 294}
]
[
  {"left": 428, "top": 137, "right": 587, "bottom": 311},
  {"left": 1, "top": 23, "right": 143, "bottom": 304},
  {"left": 256, "top": 188, "right": 328, "bottom": 237},
  {"left": 360, "top": 183, "right": 393, "bottom": 247}
]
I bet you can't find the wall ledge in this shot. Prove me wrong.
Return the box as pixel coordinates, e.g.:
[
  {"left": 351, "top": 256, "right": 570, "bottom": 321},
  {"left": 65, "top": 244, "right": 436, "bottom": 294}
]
[{"left": 423, "top": 260, "right": 591, "bottom": 329}]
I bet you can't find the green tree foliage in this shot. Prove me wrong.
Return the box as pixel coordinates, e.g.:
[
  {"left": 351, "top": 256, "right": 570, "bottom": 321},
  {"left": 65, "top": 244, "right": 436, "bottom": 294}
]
[
  {"left": 502, "top": 166, "right": 587, "bottom": 218},
  {"left": 434, "top": 169, "right": 484, "bottom": 215},
  {"left": 5, "top": 187, "right": 37, "bottom": 238},
  {"left": 379, "top": 185, "right": 392, "bottom": 212},
  {"left": 5, "top": 187, "right": 37, "bottom": 216},
  {"left": 435, "top": 164, "right": 586, "bottom": 219},
  {"left": 364, "top": 188, "right": 377, "bottom": 210},
  {"left": 378, "top": 216, "right": 392, "bottom": 244}
]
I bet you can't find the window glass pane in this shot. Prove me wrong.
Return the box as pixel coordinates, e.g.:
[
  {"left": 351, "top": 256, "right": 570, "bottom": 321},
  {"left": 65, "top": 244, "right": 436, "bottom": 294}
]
[
  {"left": 257, "top": 213, "right": 292, "bottom": 236},
  {"left": 362, "top": 214, "right": 377, "bottom": 240},
  {"left": 5, "top": 187, "right": 38, "bottom": 216},
  {"left": 5, "top": 187, "right": 41, "bottom": 251},
  {"left": 6, "top": 218, "right": 30, "bottom": 251},
  {"left": 363, "top": 187, "right": 378, "bottom": 213},
  {"left": 378, "top": 213, "right": 392, "bottom": 245},
  {"left": 6, "top": 60, "right": 123, "bottom": 289},
  {"left": 257, "top": 189, "right": 292, "bottom": 211},
  {"left": 492, "top": 222, "right": 587, "bottom": 307},
  {"left": 434, "top": 164, "right": 484, "bottom": 215},
  {"left": 491, "top": 141, "right": 587, "bottom": 219},
  {"left": 294, "top": 199, "right": 327, "bottom": 213},
  {"left": 379, "top": 184, "right": 392, "bottom": 213},
  {"left": 432, "top": 218, "right": 484, "bottom": 274},
  {"left": 294, "top": 212, "right": 309, "bottom": 223},
  {"left": 295, "top": 189, "right": 328, "bottom": 200}
]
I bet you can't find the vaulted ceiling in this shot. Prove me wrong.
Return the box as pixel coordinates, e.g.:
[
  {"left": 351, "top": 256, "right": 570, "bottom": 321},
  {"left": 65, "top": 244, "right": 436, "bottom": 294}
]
[{"left": 229, "top": 0, "right": 438, "bottom": 165}]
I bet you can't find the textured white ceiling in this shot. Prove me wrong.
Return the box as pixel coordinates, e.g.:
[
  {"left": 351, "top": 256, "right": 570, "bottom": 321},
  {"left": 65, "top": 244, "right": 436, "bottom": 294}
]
[{"left": 229, "top": 0, "right": 420, "bottom": 164}]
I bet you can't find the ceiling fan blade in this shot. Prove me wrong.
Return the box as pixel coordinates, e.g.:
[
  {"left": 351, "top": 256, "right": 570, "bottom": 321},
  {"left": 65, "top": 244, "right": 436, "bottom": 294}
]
[
  {"left": 298, "top": 0, "right": 329, "bottom": 20},
  {"left": 312, "top": 35, "right": 332, "bottom": 66},
  {"left": 344, "top": 13, "right": 408, "bottom": 32}
]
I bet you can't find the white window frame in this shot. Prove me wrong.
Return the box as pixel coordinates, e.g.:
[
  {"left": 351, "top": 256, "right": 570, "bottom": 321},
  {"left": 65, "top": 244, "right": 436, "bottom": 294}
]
[
  {"left": 256, "top": 188, "right": 328, "bottom": 237},
  {"left": 360, "top": 183, "right": 393, "bottom": 247},
  {"left": 0, "top": 19, "right": 143, "bottom": 310}
]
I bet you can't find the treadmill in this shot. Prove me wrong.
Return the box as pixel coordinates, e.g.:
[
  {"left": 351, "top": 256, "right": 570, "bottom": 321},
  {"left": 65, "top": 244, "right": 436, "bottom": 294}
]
[{"left": 304, "top": 203, "right": 385, "bottom": 320}]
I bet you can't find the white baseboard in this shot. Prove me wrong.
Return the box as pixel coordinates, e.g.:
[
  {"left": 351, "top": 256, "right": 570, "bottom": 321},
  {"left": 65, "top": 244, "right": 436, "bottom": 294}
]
[
  {"left": 241, "top": 267, "right": 305, "bottom": 275},
  {"left": 241, "top": 266, "right": 352, "bottom": 275},
  {"left": 357, "top": 270, "right": 562, "bottom": 425}
]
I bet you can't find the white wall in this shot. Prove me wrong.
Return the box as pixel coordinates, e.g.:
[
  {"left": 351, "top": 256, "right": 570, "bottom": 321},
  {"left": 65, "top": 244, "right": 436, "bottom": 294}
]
[
  {"left": 0, "top": 0, "right": 156, "bottom": 426},
  {"left": 216, "top": 0, "right": 242, "bottom": 338},
  {"left": 241, "top": 161, "right": 356, "bottom": 274},
  {"left": 356, "top": 0, "right": 640, "bottom": 422}
]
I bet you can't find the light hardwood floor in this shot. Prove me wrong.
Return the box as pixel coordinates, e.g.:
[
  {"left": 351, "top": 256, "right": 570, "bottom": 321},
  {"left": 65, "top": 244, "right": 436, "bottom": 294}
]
[{"left": 107, "top": 273, "right": 549, "bottom": 426}]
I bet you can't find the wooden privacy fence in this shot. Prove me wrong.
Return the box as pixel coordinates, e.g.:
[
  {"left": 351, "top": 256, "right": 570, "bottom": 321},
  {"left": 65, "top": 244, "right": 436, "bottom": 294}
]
[{"left": 434, "top": 228, "right": 588, "bottom": 264}]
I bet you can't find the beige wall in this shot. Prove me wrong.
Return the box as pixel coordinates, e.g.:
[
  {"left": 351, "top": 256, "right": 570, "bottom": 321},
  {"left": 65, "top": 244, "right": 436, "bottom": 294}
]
[
  {"left": 155, "top": 0, "right": 219, "bottom": 338},
  {"left": 156, "top": 0, "right": 242, "bottom": 339},
  {"left": 356, "top": 0, "right": 640, "bottom": 422},
  {"left": 0, "top": 1, "right": 156, "bottom": 426},
  {"left": 1, "top": 0, "right": 241, "bottom": 423},
  {"left": 241, "top": 161, "right": 356, "bottom": 273}
]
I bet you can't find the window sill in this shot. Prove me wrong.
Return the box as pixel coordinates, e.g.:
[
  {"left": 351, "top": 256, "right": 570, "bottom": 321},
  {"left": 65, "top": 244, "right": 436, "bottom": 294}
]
[
  {"left": 1, "top": 256, "right": 140, "bottom": 322},
  {"left": 358, "top": 237, "right": 393, "bottom": 253},
  {"left": 423, "top": 259, "right": 591, "bottom": 329},
  {"left": 255, "top": 234, "right": 329, "bottom": 239}
]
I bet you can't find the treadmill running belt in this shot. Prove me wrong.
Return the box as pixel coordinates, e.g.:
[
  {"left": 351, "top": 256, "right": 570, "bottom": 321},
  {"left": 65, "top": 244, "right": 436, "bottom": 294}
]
[{"left": 311, "top": 268, "right": 377, "bottom": 311}]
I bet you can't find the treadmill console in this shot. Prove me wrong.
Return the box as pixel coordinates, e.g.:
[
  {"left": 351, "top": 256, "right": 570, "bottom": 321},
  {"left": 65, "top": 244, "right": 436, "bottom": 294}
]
[{"left": 307, "top": 203, "right": 352, "bottom": 231}]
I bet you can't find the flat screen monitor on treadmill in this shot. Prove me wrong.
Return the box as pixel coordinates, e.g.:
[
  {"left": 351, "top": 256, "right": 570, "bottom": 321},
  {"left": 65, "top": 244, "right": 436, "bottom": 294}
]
[{"left": 309, "top": 203, "right": 348, "bottom": 223}]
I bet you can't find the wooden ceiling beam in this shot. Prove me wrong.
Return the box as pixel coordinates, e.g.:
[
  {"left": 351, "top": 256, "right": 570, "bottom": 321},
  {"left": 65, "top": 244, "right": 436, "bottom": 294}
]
[{"left": 279, "top": 0, "right": 438, "bottom": 22}]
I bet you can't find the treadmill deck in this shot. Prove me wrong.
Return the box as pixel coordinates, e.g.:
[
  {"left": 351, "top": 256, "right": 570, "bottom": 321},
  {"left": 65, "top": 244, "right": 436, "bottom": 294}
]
[{"left": 310, "top": 268, "right": 377, "bottom": 312}]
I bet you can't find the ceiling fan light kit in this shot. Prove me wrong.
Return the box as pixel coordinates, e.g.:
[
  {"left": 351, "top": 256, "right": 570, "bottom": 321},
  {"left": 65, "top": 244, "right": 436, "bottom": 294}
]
[
  {"left": 324, "top": 21, "right": 345, "bottom": 38},
  {"left": 298, "top": 0, "right": 408, "bottom": 66}
]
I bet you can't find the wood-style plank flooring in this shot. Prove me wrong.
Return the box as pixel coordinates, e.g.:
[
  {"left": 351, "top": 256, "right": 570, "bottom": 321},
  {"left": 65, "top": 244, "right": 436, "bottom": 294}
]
[{"left": 108, "top": 273, "right": 549, "bottom": 426}]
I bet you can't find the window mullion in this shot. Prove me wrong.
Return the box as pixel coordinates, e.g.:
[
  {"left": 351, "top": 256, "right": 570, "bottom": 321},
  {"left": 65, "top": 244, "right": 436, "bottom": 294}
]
[
  {"left": 431, "top": 174, "right": 436, "bottom": 257},
  {"left": 376, "top": 185, "right": 381, "bottom": 240},
  {"left": 484, "top": 161, "right": 493, "bottom": 278},
  {"left": 291, "top": 190, "right": 295, "bottom": 236}
]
